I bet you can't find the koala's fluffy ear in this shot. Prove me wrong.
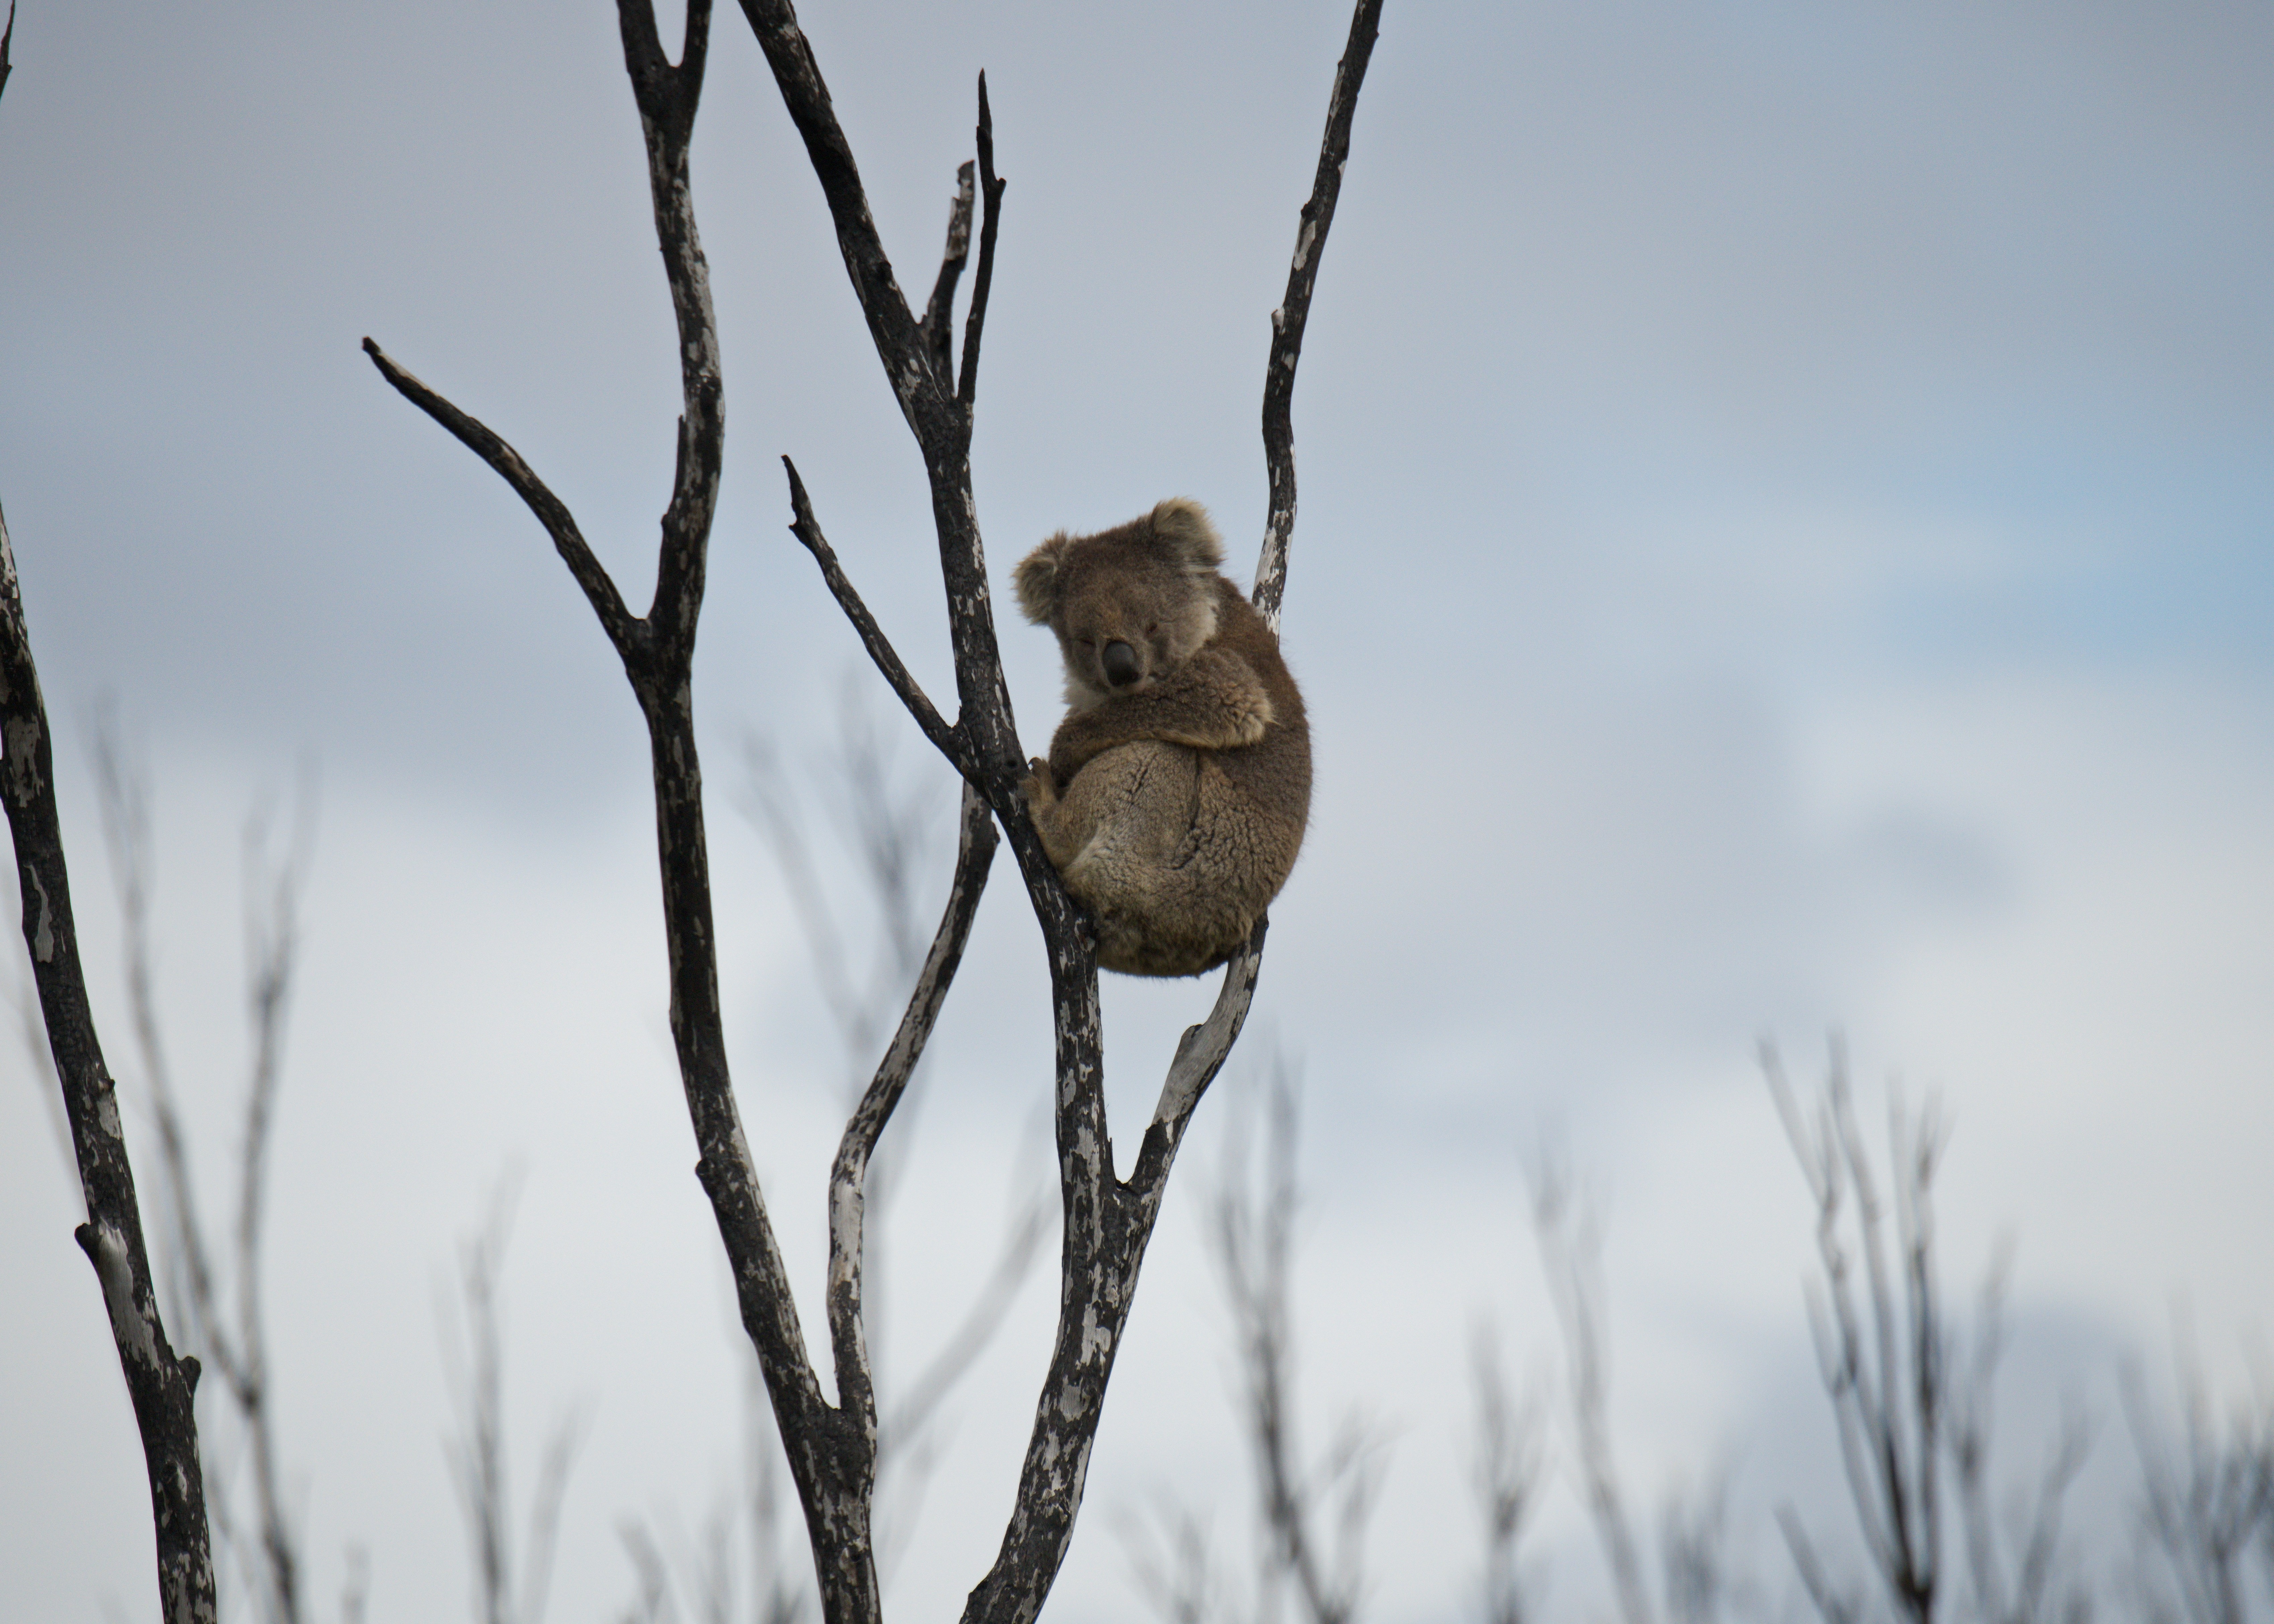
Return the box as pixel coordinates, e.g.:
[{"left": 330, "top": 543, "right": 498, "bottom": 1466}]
[
  {"left": 1150, "top": 498, "right": 1225, "bottom": 574},
  {"left": 1013, "top": 535, "right": 1069, "bottom": 625}
]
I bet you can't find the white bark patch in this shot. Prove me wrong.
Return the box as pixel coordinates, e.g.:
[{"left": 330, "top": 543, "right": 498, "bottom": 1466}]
[
  {"left": 1292, "top": 219, "right": 1317, "bottom": 271},
  {"left": 164, "top": 1554, "right": 216, "bottom": 1624},
  {"left": 89, "top": 1221, "right": 160, "bottom": 1366},
  {"left": 25, "top": 864, "right": 53, "bottom": 961},
  {"left": 98, "top": 1085, "right": 122, "bottom": 1141}
]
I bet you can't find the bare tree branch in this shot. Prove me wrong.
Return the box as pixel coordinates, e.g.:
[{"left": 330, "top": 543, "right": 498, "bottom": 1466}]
[
  {"left": 920, "top": 163, "right": 975, "bottom": 391},
  {"left": 0, "top": 500, "right": 217, "bottom": 1620},
  {"left": 371, "top": 5, "right": 892, "bottom": 1617},
  {"left": 2124, "top": 1338, "right": 2274, "bottom": 1624},
  {"left": 1255, "top": 0, "right": 1384, "bottom": 631},
  {"left": 955, "top": 78, "right": 1005, "bottom": 415},
  {"left": 92, "top": 729, "right": 320, "bottom": 1624},
  {"left": 732, "top": 1, "right": 1376, "bottom": 1610},
  {"left": 443, "top": 1179, "right": 586, "bottom": 1624},
  {"left": 1767, "top": 1039, "right": 1943, "bottom": 1624},
  {"left": 779, "top": 462, "right": 970, "bottom": 778},
  {"left": 359, "top": 341, "right": 639, "bottom": 662}
]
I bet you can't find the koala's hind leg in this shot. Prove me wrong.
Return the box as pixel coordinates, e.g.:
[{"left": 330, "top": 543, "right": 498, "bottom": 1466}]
[
  {"left": 1050, "top": 745, "right": 1267, "bottom": 976},
  {"left": 1026, "top": 741, "right": 1192, "bottom": 878}
]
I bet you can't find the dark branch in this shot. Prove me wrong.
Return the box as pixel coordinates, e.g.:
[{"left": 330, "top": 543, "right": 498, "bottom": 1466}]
[
  {"left": 370, "top": 7, "right": 887, "bottom": 1616},
  {"left": 738, "top": 0, "right": 1025, "bottom": 795},
  {"left": 922, "top": 162, "right": 976, "bottom": 391},
  {"left": 957, "top": 75, "right": 1006, "bottom": 413},
  {"left": 735, "top": 0, "right": 947, "bottom": 440},
  {"left": 781, "top": 460, "right": 973, "bottom": 779},
  {"left": 0, "top": 1, "right": 14, "bottom": 104},
  {"left": 1255, "top": 0, "right": 1383, "bottom": 628},
  {"left": 360, "top": 339, "right": 642, "bottom": 661},
  {"left": 0, "top": 499, "right": 217, "bottom": 1623}
]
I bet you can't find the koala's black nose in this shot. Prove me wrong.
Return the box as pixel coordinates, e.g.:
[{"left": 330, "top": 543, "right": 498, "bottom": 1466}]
[{"left": 1102, "top": 640, "right": 1142, "bottom": 687}]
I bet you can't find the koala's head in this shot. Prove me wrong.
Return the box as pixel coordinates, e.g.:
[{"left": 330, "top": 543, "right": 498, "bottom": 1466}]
[{"left": 1014, "top": 499, "right": 1226, "bottom": 709}]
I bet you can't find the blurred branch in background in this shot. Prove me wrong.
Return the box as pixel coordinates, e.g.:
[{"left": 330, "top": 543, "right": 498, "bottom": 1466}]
[
  {"left": 1766, "top": 1039, "right": 2098, "bottom": 1624},
  {"left": 439, "top": 1173, "right": 585, "bottom": 1624},
  {"left": 1529, "top": 1154, "right": 1665, "bottom": 1624},
  {"left": 1469, "top": 1324, "right": 1546, "bottom": 1624},
  {"left": 2122, "top": 1325, "right": 2274, "bottom": 1624},
  {"left": 93, "top": 721, "right": 332, "bottom": 1624},
  {"left": 1948, "top": 1262, "right": 2094, "bottom": 1624},
  {"left": 1123, "top": 1058, "right": 1383, "bottom": 1624},
  {"left": 1766, "top": 1039, "right": 1950, "bottom": 1624},
  {"left": 1217, "top": 1060, "right": 1382, "bottom": 1624}
]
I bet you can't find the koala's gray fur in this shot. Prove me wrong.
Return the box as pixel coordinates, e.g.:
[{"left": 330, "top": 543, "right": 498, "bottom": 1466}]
[{"left": 1013, "top": 498, "right": 1311, "bottom": 977}]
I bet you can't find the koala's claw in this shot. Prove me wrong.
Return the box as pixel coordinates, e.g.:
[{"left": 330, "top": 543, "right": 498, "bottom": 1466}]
[{"left": 1020, "top": 758, "right": 1058, "bottom": 809}]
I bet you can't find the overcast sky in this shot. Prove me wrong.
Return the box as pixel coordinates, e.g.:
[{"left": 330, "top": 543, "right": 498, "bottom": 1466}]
[{"left": 3, "top": 0, "right": 2270, "bottom": 1620}]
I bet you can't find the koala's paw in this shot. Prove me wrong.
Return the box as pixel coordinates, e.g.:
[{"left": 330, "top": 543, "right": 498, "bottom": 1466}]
[
  {"left": 1019, "top": 757, "right": 1059, "bottom": 811},
  {"left": 1230, "top": 698, "right": 1272, "bottom": 747}
]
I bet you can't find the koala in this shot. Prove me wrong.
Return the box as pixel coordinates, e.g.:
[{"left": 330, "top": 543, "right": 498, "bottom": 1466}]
[{"left": 1013, "top": 498, "right": 1310, "bottom": 977}]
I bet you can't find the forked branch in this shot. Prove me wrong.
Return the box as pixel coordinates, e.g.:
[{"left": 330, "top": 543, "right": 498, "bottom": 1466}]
[
  {"left": 365, "top": 3, "right": 925, "bottom": 1619},
  {"left": 736, "top": 2, "right": 1378, "bottom": 1616}
]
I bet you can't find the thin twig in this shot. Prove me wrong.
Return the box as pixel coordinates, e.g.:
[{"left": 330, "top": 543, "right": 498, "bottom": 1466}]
[
  {"left": 956, "top": 76, "right": 1006, "bottom": 414},
  {"left": 922, "top": 162, "right": 975, "bottom": 390},
  {"left": 1471, "top": 1326, "right": 1544, "bottom": 1624},
  {"left": 1212, "top": 1062, "right": 1376, "bottom": 1624},
  {"left": 360, "top": 340, "right": 641, "bottom": 662},
  {"left": 1255, "top": 0, "right": 1383, "bottom": 629},
  {"left": 780, "top": 460, "right": 970, "bottom": 777}
]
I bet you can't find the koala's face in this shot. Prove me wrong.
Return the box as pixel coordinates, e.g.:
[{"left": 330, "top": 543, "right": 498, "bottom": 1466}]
[
  {"left": 1014, "top": 500, "right": 1227, "bottom": 711},
  {"left": 1047, "top": 547, "right": 1218, "bottom": 705}
]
